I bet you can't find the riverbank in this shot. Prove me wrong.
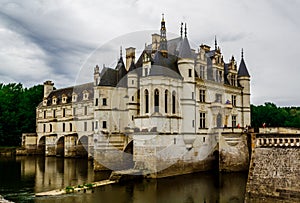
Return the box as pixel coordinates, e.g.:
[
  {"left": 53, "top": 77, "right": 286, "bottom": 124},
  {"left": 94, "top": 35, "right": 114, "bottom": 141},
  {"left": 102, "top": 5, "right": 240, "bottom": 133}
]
[{"left": 0, "top": 147, "right": 16, "bottom": 156}]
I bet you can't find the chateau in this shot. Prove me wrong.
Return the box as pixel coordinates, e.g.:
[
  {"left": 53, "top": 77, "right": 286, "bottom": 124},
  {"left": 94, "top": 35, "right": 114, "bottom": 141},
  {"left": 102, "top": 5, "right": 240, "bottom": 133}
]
[{"left": 24, "top": 16, "right": 251, "bottom": 177}]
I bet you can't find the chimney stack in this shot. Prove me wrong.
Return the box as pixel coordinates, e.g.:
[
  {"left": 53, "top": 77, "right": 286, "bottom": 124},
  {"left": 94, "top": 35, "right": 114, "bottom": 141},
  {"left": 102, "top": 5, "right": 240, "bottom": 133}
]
[{"left": 126, "top": 47, "right": 136, "bottom": 71}]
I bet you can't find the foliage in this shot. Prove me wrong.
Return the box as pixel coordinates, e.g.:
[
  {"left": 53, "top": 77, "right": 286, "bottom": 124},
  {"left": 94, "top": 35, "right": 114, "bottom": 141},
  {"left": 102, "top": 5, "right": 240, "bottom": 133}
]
[
  {"left": 0, "top": 83, "right": 43, "bottom": 146},
  {"left": 251, "top": 103, "right": 300, "bottom": 129},
  {"left": 65, "top": 186, "right": 74, "bottom": 193}
]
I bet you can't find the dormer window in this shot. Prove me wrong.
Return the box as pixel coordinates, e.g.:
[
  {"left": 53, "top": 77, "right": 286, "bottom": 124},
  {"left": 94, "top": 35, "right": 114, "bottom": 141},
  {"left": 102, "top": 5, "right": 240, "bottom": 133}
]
[
  {"left": 72, "top": 92, "right": 77, "bottom": 102},
  {"left": 43, "top": 99, "right": 47, "bottom": 106},
  {"left": 62, "top": 94, "right": 67, "bottom": 104},
  {"left": 52, "top": 96, "right": 57, "bottom": 105},
  {"left": 83, "top": 90, "right": 89, "bottom": 100}
]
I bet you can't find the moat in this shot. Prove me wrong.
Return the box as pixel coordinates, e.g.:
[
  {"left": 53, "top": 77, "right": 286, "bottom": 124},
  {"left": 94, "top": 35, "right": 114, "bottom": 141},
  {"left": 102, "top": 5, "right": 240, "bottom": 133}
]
[{"left": 0, "top": 156, "right": 248, "bottom": 203}]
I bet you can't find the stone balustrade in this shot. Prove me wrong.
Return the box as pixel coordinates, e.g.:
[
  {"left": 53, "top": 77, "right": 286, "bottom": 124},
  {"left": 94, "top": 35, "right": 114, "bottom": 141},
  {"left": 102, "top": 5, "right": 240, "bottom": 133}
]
[{"left": 256, "top": 137, "right": 300, "bottom": 147}]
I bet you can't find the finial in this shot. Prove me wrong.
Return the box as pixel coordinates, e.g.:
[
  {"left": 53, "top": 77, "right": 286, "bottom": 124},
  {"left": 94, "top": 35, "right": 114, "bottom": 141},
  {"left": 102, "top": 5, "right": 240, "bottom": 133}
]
[
  {"left": 184, "top": 23, "right": 187, "bottom": 38},
  {"left": 162, "top": 13, "right": 165, "bottom": 21},
  {"left": 180, "top": 22, "right": 183, "bottom": 38},
  {"left": 215, "top": 36, "right": 217, "bottom": 50},
  {"left": 120, "top": 46, "right": 122, "bottom": 58},
  {"left": 241, "top": 48, "right": 244, "bottom": 59}
]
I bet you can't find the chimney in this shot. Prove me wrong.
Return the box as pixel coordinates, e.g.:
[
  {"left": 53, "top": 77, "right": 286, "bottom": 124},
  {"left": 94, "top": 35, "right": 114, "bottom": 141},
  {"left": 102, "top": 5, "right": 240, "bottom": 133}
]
[
  {"left": 151, "top": 33, "right": 161, "bottom": 53},
  {"left": 43, "top": 80, "right": 54, "bottom": 98},
  {"left": 126, "top": 47, "right": 136, "bottom": 71}
]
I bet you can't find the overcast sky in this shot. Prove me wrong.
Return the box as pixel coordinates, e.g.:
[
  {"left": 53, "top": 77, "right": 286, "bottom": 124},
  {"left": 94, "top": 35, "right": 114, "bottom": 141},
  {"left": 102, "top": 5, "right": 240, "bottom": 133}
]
[{"left": 0, "top": 0, "right": 300, "bottom": 106}]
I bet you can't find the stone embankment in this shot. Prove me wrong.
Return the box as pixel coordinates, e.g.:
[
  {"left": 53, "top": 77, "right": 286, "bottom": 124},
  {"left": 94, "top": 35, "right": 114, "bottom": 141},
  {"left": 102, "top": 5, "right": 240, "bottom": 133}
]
[{"left": 246, "top": 133, "right": 300, "bottom": 202}]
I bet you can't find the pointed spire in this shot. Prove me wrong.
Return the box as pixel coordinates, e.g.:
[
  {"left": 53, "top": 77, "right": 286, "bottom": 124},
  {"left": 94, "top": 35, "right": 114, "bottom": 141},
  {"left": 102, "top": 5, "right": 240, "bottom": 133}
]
[
  {"left": 184, "top": 23, "right": 187, "bottom": 38},
  {"left": 215, "top": 36, "right": 218, "bottom": 50},
  {"left": 162, "top": 13, "right": 165, "bottom": 22},
  {"left": 159, "top": 14, "right": 168, "bottom": 57},
  {"left": 241, "top": 48, "right": 244, "bottom": 59},
  {"left": 238, "top": 50, "right": 250, "bottom": 78},
  {"left": 120, "top": 46, "right": 123, "bottom": 58},
  {"left": 180, "top": 22, "right": 183, "bottom": 38}
]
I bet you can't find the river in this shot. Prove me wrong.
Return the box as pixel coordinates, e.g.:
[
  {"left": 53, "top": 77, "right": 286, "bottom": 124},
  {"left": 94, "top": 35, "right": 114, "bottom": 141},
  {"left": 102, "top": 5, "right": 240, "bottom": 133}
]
[{"left": 0, "top": 156, "right": 247, "bottom": 203}]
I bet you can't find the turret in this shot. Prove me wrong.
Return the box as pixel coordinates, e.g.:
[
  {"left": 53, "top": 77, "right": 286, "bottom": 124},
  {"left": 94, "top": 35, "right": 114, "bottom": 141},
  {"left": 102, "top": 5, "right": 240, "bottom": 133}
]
[
  {"left": 159, "top": 14, "right": 168, "bottom": 57},
  {"left": 238, "top": 49, "right": 251, "bottom": 127},
  {"left": 43, "top": 80, "right": 54, "bottom": 98},
  {"left": 178, "top": 23, "right": 194, "bottom": 83}
]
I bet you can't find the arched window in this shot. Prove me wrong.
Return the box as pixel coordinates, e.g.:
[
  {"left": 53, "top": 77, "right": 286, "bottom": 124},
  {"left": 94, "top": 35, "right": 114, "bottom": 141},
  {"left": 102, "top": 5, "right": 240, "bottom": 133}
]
[
  {"left": 172, "top": 91, "right": 176, "bottom": 114},
  {"left": 154, "top": 89, "right": 159, "bottom": 112},
  {"left": 165, "top": 90, "right": 168, "bottom": 113},
  {"left": 145, "top": 89, "right": 149, "bottom": 113}
]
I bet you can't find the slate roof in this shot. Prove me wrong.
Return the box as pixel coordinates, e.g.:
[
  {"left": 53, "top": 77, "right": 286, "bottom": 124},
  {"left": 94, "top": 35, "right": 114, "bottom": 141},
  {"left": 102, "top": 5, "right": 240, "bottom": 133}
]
[
  {"left": 45, "top": 82, "right": 94, "bottom": 106},
  {"left": 178, "top": 37, "right": 193, "bottom": 59},
  {"left": 238, "top": 58, "right": 250, "bottom": 77}
]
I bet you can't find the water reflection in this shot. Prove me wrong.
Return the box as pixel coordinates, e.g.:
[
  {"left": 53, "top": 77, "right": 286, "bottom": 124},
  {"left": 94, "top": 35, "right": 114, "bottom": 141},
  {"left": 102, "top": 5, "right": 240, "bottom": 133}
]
[{"left": 0, "top": 156, "right": 248, "bottom": 203}]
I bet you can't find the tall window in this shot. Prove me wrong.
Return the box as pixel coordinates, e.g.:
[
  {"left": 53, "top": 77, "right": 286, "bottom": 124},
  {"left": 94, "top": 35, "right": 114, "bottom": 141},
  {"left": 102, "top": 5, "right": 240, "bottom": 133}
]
[
  {"left": 200, "top": 113, "right": 206, "bottom": 129},
  {"left": 165, "top": 90, "right": 168, "bottom": 113},
  {"left": 95, "top": 98, "right": 98, "bottom": 106},
  {"left": 232, "top": 116, "right": 237, "bottom": 127},
  {"left": 69, "top": 123, "right": 72, "bottom": 132},
  {"left": 188, "top": 69, "right": 192, "bottom": 77},
  {"left": 95, "top": 121, "right": 98, "bottom": 129},
  {"left": 232, "top": 95, "right": 237, "bottom": 107},
  {"left": 43, "top": 111, "right": 46, "bottom": 119},
  {"left": 43, "top": 124, "right": 46, "bottom": 132},
  {"left": 145, "top": 89, "right": 149, "bottom": 113},
  {"left": 200, "top": 90, "right": 206, "bottom": 103},
  {"left": 200, "top": 65, "right": 205, "bottom": 79},
  {"left": 63, "top": 123, "right": 65, "bottom": 132},
  {"left": 92, "top": 122, "right": 94, "bottom": 131},
  {"left": 53, "top": 110, "right": 56, "bottom": 118},
  {"left": 73, "top": 108, "right": 76, "bottom": 116},
  {"left": 63, "top": 108, "right": 66, "bottom": 117},
  {"left": 49, "top": 124, "right": 52, "bottom": 132},
  {"left": 172, "top": 91, "right": 176, "bottom": 114},
  {"left": 154, "top": 89, "right": 159, "bottom": 112}
]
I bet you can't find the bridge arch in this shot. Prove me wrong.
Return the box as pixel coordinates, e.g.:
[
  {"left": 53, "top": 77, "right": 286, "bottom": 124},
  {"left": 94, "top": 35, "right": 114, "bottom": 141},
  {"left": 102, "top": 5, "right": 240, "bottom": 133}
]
[
  {"left": 77, "top": 135, "right": 88, "bottom": 157},
  {"left": 37, "top": 136, "right": 46, "bottom": 154},
  {"left": 56, "top": 136, "right": 65, "bottom": 157}
]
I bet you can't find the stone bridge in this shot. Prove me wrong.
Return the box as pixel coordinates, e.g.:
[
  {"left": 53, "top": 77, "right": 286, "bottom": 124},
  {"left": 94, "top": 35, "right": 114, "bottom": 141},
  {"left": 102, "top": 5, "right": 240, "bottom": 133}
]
[{"left": 245, "top": 128, "right": 300, "bottom": 202}]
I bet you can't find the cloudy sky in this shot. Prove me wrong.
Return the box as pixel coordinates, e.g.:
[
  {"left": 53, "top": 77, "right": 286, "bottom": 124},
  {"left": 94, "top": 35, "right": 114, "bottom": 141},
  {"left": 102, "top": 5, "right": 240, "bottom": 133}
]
[{"left": 0, "top": 0, "right": 299, "bottom": 106}]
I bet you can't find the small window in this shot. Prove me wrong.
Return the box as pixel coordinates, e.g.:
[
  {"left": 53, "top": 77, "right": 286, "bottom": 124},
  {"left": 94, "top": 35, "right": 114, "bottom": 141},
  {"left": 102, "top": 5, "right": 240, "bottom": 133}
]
[
  {"left": 132, "top": 115, "right": 134, "bottom": 121},
  {"left": 188, "top": 69, "right": 192, "bottom": 77},
  {"left": 44, "top": 111, "right": 46, "bottom": 119},
  {"left": 132, "top": 96, "right": 134, "bottom": 101},
  {"left": 63, "top": 123, "right": 65, "bottom": 132},
  {"left": 232, "top": 116, "right": 237, "bottom": 128},
  {"left": 192, "top": 92, "right": 194, "bottom": 100},
  {"left": 92, "top": 122, "right": 94, "bottom": 131},
  {"left": 203, "top": 137, "right": 206, "bottom": 143},
  {"left": 43, "top": 124, "right": 46, "bottom": 132},
  {"left": 84, "top": 122, "right": 87, "bottom": 131},
  {"left": 103, "top": 121, "right": 107, "bottom": 129},
  {"left": 95, "top": 121, "right": 98, "bottom": 129},
  {"left": 53, "top": 110, "right": 56, "bottom": 118},
  {"left": 132, "top": 80, "right": 134, "bottom": 85},
  {"left": 84, "top": 106, "right": 87, "bottom": 115},
  {"left": 63, "top": 108, "right": 66, "bottom": 117},
  {"left": 95, "top": 98, "right": 98, "bottom": 106},
  {"left": 192, "top": 120, "right": 195, "bottom": 128},
  {"left": 70, "top": 123, "right": 72, "bottom": 132},
  {"left": 103, "top": 98, "right": 107, "bottom": 106},
  {"left": 73, "top": 108, "right": 76, "bottom": 116}
]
